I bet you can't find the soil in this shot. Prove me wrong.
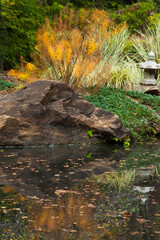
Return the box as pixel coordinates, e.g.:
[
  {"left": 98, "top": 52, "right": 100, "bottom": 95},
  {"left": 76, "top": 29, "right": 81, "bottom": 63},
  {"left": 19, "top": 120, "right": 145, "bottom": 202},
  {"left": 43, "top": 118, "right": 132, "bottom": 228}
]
[{"left": 0, "top": 71, "right": 13, "bottom": 81}]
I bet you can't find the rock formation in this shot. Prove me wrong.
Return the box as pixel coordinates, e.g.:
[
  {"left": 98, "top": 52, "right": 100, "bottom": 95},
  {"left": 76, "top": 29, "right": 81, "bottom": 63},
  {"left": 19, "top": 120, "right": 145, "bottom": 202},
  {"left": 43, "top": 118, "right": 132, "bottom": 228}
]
[{"left": 0, "top": 80, "right": 129, "bottom": 146}]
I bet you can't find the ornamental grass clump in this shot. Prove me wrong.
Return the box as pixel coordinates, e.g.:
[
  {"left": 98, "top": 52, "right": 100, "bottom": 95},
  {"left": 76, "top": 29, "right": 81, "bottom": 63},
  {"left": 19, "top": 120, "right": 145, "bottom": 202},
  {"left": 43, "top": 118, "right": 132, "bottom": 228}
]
[
  {"left": 89, "top": 24, "right": 133, "bottom": 90},
  {"left": 133, "top": 21, "right": 160, "bottom": 85},
  {"left": 8, "top": 8, "right": 129, "bottom": 90},
  {"left": 133, "top": 22, "right": 160, "bottom": 62},
  {"left": 132, "top": 21, "right": 160, "bottom": 85},
  {"left": 107, "top": 57, "right": 141, "bottom": 90}
]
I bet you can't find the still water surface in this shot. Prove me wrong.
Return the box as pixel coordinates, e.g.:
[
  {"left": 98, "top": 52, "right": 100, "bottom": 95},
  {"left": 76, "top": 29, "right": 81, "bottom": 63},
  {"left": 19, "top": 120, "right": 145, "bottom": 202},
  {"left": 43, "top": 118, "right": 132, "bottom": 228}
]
[{"left": 0, "top": 140, "right": 160, "bottom": 240}]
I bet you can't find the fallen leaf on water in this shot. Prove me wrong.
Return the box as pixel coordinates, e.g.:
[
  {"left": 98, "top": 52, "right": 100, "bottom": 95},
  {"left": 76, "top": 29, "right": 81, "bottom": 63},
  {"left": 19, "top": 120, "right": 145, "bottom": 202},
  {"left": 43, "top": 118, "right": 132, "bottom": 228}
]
[{"left": 131, "top": 231, "right": 139, "bottom": 235}]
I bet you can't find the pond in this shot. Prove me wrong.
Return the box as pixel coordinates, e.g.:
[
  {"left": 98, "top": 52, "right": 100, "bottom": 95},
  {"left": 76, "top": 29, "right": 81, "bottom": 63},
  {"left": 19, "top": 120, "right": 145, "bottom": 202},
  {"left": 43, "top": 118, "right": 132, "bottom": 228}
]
[{"left": 0, "top": 139, "right": 160, "bottom": 240}]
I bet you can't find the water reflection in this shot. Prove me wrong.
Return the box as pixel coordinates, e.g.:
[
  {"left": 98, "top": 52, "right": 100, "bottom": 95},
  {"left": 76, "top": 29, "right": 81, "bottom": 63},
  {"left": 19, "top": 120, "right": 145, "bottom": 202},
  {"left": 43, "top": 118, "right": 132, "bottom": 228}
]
[
  {"left": 0, "top": 140, "right": 160, "bottom": 239},
  {"left": 0, "top": 144, "right": 125, "bottom": 199},
  {"left": 134, "top": 167, "right": 155, "bottom": 205}
]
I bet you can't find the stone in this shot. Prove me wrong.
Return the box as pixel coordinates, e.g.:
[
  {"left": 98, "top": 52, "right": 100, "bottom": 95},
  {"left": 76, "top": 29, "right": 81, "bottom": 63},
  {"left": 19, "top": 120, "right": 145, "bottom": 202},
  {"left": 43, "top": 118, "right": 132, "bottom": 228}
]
[
  {"left": 138, "top": 85, "right": 160, "bottom": 96},
  {"left": 139, "top": 49, "right": 160, "bottom": 86},
  {"left": 0, "top": 80, "right": 129, "bottom": 146}
]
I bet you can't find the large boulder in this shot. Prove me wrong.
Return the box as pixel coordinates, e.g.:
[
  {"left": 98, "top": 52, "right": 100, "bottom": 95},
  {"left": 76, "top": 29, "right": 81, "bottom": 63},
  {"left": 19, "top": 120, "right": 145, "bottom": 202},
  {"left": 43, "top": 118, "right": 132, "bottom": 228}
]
[{"left": 0, "top": 80, "right": 129, "bottom": 146}]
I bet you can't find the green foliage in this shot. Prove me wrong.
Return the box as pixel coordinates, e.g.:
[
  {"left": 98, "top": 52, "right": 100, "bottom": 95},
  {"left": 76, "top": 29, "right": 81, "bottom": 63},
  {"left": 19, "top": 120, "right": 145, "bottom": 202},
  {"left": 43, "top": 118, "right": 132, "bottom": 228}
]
[
  {"left": 112, "top": 137, "right": 119, "bottom": 142},
  {"left": 112, "top": 1, "right": 155, "bottom": 32},
  {"left": 132, "top": 21, "right": 160, "bottom": 73},
  {"left": 86, "top": 151, "right": 92, "bottom": 159},
  {"left": 0, "top": 0, "right": 46, "bottom": 69},
  {"left": 0, "top": 79, "right": 16, "bottom": 90},
  {"left": 2, "top": 0, "right": 160, "bottom": 71},
  {"left": 85, "top": 87, "right": 160, "bottom": 140},
  {"left": 42, "top": 0, "right": 131, "bottom": 10},
  {"left": 123, "top": 89, "right": 160, "bottom": 114},
  {"left": 87, "top": 130, "right": 93, "bottom": 138},
  {"left": 123, "top": 136, "right": 130, "bottom": 148}
]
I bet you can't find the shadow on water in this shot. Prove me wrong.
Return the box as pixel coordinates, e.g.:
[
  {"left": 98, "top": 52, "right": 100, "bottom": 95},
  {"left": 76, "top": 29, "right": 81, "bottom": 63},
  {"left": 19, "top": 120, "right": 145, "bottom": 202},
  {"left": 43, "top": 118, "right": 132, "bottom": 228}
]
[{"left": 0, "top": 139, "right": 160, "bottom": 239}]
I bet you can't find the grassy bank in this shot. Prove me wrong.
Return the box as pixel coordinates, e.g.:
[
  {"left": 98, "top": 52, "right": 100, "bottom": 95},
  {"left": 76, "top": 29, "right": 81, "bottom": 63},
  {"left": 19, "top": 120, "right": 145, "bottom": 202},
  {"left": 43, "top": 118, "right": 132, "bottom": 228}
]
[{"left": 85, "top": 87, "right": 160, "bottom": 140}]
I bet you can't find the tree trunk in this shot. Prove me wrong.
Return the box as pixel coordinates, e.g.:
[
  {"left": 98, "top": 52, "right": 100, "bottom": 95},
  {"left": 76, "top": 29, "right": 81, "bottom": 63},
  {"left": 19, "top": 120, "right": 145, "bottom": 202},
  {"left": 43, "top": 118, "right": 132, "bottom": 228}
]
[{"left": 0, "top": 57, "right": 4, "bottom": 71}]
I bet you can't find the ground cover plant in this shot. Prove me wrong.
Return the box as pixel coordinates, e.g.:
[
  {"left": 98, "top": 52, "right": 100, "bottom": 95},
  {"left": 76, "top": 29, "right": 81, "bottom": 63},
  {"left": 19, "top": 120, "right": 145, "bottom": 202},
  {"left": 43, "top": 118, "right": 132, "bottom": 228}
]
[
  {"left": 123, "top": 89, "right": 160, "bottom": 114},
  {"left": 0, "top": 78, "right": 16, "bottom": 90},
  {"left": 85, "top": 87, "right": 160, "bottom": 140}
]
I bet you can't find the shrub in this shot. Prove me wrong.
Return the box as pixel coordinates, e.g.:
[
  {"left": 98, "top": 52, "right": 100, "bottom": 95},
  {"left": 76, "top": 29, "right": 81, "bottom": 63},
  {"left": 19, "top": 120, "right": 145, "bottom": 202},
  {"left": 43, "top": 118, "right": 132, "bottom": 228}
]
[{"left": 112, "top": 1, "right": 155, "bottom": 33}]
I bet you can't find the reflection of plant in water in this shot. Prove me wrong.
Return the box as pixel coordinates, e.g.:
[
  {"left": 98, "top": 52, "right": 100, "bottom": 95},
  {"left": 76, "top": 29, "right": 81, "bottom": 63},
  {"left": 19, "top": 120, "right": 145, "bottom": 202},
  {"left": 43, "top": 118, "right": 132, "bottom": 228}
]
[
  {"left": 0, "top": 186, "right": 49, "bottom": 240},
  {"left": 27, "top": 181, "right": 125, "bottom": 240},
  {"left": 93, "top": 170, "right": 141, "bottom": 237},
  {"left": 0, "top": 186, "right": 29, "bottom": 240},
  {"left": 154, "top": 164, "right": 160, "bottom": 179},
  {"left": 27, "top": 189, "right": 97, "bottom": 239},
  {"left": 2, "top": 141, "right": 160, "bottom": 240},
  {"left": 118, "top": 142, "right": 160, "bottom": 171},
  {"left": 94, "top": 169, "right": 136, "bottom": 192},
  {"left": 95, "top": 188, "right": 141, "bottom": 236}
]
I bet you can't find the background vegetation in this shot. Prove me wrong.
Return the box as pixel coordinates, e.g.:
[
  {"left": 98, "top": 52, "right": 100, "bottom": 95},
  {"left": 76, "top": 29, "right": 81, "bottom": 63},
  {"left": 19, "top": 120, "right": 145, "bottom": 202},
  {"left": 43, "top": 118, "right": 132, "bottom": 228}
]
[{"left": 1, "top": 0, "right": 160, "bottom": 71}]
